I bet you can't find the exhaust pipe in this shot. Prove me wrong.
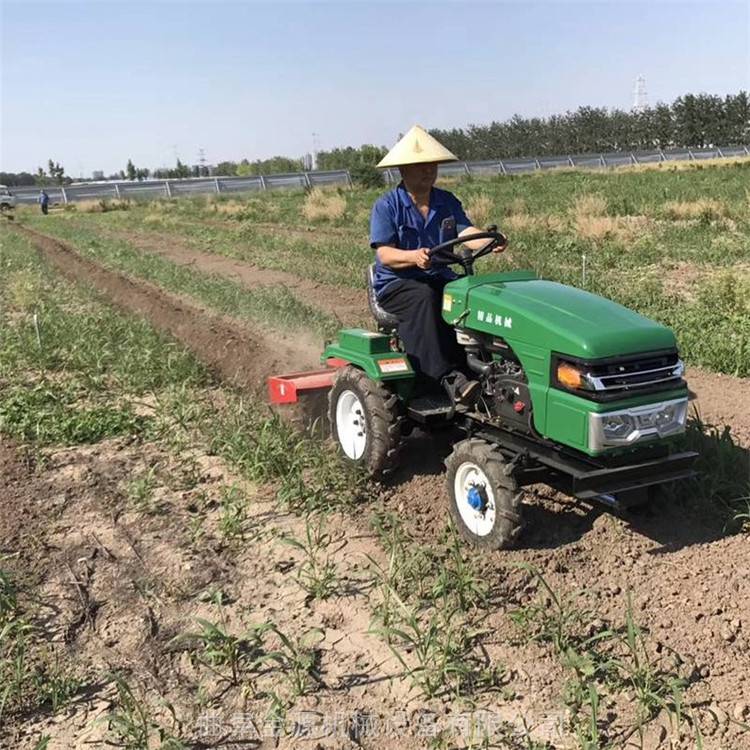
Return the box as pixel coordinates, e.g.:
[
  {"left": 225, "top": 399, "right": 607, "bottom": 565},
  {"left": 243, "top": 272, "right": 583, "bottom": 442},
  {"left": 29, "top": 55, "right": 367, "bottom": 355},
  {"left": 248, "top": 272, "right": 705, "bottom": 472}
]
[{"left": 466, "top": 352, "right": 492, "bottom": 376}]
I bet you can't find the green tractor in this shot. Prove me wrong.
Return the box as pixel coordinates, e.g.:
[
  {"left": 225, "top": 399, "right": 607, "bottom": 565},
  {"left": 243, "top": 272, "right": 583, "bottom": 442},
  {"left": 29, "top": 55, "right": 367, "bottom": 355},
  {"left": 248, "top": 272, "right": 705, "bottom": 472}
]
[{"left": 321, "top": 229, "right": 697, "bottom": 549}]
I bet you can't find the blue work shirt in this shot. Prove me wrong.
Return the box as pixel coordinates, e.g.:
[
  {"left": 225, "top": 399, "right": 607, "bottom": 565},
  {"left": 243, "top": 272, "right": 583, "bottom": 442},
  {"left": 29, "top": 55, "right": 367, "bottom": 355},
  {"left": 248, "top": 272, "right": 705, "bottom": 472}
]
[
  {"left": 370, "top": 182, "right": 472, "bottom": 299},
  {"left": 38, "top": 192, "right": 49, "bottom": 205}
]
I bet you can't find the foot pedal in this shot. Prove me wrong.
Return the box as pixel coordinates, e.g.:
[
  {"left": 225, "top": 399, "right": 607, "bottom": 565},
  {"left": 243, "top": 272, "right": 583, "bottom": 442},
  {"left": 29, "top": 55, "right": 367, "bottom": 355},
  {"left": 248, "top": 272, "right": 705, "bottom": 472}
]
[{"left": 407, "top": 394, "right": 454, "bottom": 423}]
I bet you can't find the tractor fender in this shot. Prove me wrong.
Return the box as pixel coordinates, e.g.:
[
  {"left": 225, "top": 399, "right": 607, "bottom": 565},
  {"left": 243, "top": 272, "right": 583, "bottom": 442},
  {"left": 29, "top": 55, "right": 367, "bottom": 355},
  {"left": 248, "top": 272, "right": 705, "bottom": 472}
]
[{"left": 322, "top": 329, "right": 415, "bottom": 384}]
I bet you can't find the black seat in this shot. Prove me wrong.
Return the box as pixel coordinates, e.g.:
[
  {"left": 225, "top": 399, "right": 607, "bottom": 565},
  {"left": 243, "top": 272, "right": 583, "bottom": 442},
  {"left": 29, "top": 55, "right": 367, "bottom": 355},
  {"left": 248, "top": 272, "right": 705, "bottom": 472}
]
[{"left": 366, "top": 263, "right": 399, "bottom": 333}]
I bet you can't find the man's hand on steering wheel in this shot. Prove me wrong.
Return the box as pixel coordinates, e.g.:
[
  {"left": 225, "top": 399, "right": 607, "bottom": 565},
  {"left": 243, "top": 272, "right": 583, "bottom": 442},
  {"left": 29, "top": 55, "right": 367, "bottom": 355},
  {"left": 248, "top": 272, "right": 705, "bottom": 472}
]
[
  {"left": 415, "top": 248, "right": 431, "bottom": 270},
  {"left": 492, "top": 234, "right": 508, "bottom": 253},
  {"left": 426, "top": 228, "right": 508, "bottom": 271}
]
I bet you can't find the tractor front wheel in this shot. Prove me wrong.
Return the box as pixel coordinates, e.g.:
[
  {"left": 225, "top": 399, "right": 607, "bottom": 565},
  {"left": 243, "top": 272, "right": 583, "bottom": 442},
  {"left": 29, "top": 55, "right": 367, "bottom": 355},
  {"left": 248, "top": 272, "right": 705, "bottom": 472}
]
[
  {"left": 445, "top": 438, "right": 523, "bottom": 549},
  {"left": 328, "top": 366, "right": 402, "bottom": 476}
]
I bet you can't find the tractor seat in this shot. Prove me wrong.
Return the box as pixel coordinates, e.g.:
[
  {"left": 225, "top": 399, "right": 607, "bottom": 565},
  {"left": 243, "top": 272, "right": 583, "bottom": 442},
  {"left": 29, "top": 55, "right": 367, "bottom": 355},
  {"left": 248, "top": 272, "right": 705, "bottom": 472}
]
[{"left": 366, "top": 263, "right": 399, "bottom": 333}]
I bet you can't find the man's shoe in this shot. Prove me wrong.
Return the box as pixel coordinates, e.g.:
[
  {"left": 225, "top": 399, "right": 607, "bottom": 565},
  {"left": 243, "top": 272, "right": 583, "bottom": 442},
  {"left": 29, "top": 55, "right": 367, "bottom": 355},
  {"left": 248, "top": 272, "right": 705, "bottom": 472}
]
[{"left": 442, "top": 371, "right": 480, "bottom": 407}]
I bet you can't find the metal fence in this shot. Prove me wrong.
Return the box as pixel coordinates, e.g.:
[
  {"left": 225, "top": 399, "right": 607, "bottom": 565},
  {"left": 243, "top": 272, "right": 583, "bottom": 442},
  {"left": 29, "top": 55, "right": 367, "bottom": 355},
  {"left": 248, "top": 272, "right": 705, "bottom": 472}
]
[
  {"left": 12, "top": 144, "right": 749, "bottom": 205},
  {"left": 389, "top": 143, "right": 750, "bottom": 183},
  {"left": 11, "top": 170, "right": 353, "bottom": 205}
]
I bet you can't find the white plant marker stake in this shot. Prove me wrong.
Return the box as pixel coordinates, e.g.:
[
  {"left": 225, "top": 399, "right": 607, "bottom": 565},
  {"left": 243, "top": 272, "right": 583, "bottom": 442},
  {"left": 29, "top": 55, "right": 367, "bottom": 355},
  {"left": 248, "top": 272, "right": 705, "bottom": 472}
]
[{"left": 33, "top": 312, "right": 42, "bottom": 350}]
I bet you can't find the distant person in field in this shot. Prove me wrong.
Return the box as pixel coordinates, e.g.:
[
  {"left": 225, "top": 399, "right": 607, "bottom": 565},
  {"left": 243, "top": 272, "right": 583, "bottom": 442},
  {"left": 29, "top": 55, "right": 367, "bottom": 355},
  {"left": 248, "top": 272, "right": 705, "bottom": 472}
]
[
  {"left": 370, "top": 125, "right": 507, "bottom": 405},
  {"left": 38, "top": 189, "right": 49, "bottom": 215}
]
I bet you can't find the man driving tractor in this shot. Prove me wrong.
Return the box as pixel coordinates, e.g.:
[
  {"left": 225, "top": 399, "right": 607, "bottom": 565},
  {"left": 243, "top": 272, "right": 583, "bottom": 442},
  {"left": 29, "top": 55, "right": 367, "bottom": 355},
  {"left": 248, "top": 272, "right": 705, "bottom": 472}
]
[{"left": 370, "top": 125, "right": 507, "bottom": 405}]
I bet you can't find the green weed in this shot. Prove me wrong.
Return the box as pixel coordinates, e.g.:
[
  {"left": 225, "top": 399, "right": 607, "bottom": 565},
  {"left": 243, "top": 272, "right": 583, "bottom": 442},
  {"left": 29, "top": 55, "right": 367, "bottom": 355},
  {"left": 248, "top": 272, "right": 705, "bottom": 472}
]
[
  {"left": 265, "top": 625, "right": 325, "bottom": 698},
  {"left": 218, "top": 483, "right": 251, "bottom": 543},
  {"left": 179, "top": 617, "right": 271, "bottom": 687},
  {"left": 0, "top": 567, "right": 82, "bottom": 721},
  {"left": 615, "top": 595, "right": 688, "bottom": 727},
  {"left": 101, "top": 673, "right": 185, "bottom": 750},
  {"left": 280, "top": 515, "right": 341, "bottom": 600},
  {"left": 126, "top": 466, "right": 158, "bottom": 511},
  {"left": 372, "top": 588, "right": 500, "bottom": 700},
  {"left": 510, "top": 568, "right": 692, "bottom": 746},
  {"left": 672, "top": 413, "right": 750, "bottom": 525},
  {"left": 0, "top": 382, "right": 146, "bottom": 445},
  {"left": 431, "top": 523, "right": 489, "bottom": 610}
]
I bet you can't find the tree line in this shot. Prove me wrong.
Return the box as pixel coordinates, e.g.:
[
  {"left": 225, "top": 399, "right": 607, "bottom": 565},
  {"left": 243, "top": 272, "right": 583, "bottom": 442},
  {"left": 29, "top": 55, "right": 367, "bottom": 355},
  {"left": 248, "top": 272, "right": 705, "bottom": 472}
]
[
  {"left": 1, "top": 90, "right": 746, "bottom": 187},
  {"left": 429, "top": 92, "right": 749, "bottom": 161}
]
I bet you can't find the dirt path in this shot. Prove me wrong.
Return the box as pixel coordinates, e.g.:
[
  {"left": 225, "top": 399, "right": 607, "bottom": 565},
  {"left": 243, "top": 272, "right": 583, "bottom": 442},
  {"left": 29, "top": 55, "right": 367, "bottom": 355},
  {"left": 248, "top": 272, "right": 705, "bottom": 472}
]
[
  {"left": 14, "top": 224, "right": 322, "bottom": 390},
  {"left": 101, "top": 226, "right": 368, "bottom": 324}
]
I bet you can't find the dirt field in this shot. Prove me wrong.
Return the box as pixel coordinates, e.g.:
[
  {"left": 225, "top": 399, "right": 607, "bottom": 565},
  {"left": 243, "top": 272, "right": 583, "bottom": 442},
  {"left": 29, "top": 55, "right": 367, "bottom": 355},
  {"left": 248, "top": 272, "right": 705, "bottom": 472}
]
[{"left": 2, "top": 220, "right": 749, "bottom": 750}]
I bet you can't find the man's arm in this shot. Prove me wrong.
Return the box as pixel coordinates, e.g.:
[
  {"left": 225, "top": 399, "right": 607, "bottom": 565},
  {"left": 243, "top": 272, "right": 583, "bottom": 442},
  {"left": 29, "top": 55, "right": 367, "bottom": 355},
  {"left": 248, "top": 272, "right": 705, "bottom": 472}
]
[
  {"left": 376, "top": 245, "right": 431, "bottom": 270},
  {"left": 459, "top": 226, "right": 508, "bottom": 252}
]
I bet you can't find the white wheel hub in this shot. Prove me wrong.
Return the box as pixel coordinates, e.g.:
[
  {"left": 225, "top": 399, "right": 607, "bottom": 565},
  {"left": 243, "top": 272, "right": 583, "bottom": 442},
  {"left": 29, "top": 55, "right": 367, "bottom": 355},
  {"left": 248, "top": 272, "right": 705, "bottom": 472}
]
[
  {"left": 335, "top": 389, "right": 367, "bottom": 460},
  {"left": 453, "top": 461, "right": 496, "bottom": 537}
]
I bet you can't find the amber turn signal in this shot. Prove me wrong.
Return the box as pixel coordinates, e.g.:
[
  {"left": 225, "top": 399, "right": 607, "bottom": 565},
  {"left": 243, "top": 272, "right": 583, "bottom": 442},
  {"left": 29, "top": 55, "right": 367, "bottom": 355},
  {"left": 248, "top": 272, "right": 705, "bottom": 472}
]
[{"left": 557, "top": 362, "right": 583, "bottom": 389}]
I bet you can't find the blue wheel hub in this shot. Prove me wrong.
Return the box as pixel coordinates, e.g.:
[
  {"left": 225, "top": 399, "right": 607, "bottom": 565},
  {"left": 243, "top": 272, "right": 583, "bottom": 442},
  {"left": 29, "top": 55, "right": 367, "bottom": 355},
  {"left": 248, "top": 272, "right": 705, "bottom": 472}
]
[{"left": 467, "top": 485, "right": 487, "bottom": 512}]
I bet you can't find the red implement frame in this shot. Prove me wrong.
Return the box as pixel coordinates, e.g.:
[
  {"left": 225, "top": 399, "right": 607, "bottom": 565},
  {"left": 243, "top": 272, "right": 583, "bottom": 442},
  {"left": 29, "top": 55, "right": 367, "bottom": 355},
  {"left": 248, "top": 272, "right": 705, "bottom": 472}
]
[{"left": 267, "top": 358, "right": 348, "bottom": 404}]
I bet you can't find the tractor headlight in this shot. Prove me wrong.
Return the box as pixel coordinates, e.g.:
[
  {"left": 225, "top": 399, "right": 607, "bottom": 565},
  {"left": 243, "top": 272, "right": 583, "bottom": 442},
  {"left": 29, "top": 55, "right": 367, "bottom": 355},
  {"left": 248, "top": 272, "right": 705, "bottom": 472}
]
[
  {"left": 601, "top": 414, "right": 635, "bottom": 440},
  {"left": 589, "top": 398, "right": 688, "bottom": 451},
  {"left": 556, "top": 362, "right": 595, "bottom": 391}
]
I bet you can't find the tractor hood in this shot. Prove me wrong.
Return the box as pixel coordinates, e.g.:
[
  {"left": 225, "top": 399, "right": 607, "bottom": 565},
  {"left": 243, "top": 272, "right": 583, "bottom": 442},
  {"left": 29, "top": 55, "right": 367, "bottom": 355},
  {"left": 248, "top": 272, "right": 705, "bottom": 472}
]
[{"left": 444, "top": 274, "right": 677, "bottom": 359}]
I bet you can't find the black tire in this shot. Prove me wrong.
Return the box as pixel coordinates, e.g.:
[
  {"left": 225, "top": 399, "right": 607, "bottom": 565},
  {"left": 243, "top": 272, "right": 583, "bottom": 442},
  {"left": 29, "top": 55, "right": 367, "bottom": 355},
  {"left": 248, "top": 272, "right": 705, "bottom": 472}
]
[
  {"left": 445, "top": 438, "right": 523, "bottom": 550},
  {"left": 328, "top": 366, "right": 403, "bottom": 476}
]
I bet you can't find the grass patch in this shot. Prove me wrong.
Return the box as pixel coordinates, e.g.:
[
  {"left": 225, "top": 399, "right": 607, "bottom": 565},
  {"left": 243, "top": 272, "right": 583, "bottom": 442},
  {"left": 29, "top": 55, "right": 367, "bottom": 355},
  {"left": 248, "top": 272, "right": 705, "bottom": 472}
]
[
  {"left": 75, "top": 198, "right": 132, "bottom": 214},
  {"left": 661, "top": 199, "right": 728, "bottom": 221},
  {"left": 0, "top": 229, "right": 209, "bottom": 447},
  {"left": 301, "top": 188, "right": 347, "bottom": 222},
  {"left": 0, "top": 382, "right": 146, "bottom": 445},
  {"left": 465, "top": 193, "right": 493, "bottom": 227}
]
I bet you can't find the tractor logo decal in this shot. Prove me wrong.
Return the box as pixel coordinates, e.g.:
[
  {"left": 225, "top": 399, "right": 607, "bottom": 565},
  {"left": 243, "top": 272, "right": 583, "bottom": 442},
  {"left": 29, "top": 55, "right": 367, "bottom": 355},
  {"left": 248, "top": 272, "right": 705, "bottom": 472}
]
[
  {"left": 477, "top": 310, "right": 512, "bottom": 329},
  {"left": 443, "top": 294, "right": 453, "bottom": 312},
  {"left": 378, "top": 358, "right": 409, "bottom": 373}
]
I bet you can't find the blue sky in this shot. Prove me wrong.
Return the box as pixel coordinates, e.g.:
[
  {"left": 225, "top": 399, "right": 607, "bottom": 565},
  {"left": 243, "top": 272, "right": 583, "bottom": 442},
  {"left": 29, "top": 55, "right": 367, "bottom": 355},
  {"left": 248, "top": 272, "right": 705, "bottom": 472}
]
[{"left": 1, "top": 0, "right": 748, "bottom": 176}]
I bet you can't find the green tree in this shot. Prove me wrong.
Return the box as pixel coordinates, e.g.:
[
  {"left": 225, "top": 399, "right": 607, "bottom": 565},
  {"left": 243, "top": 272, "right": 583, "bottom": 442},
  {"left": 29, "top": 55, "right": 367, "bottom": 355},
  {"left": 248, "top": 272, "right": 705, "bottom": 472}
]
[
  {"left": 216, "top": 161, "right": 237, "bottom": 176},
  {"left": 316, "top": 144, "right": 387, "bottom": 170},
  {"left": 47, "top": 159, "right": 65, "bottom": 185},
  {"left": 126, "top": 159, "right": 137, "bottom": 180}
]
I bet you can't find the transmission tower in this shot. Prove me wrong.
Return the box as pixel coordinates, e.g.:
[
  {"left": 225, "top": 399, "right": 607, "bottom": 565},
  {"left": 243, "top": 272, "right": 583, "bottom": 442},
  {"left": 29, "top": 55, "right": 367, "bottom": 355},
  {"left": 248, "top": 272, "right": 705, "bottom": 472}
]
[{"left": 633, "top": 75, "right": 648, "bottom": 113}]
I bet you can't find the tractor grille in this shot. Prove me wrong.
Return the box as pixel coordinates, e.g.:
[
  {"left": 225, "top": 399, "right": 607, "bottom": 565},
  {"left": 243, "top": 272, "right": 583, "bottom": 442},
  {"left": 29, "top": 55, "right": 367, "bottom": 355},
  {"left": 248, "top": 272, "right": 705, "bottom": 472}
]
[{"left": 587, "top": 351, "right": 684, "bottom": 394}]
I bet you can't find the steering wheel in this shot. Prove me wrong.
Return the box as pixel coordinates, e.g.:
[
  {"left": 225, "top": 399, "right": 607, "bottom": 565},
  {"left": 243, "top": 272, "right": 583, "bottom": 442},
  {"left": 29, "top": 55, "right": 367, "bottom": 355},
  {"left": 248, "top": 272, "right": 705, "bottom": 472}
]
[{"left": 427, "top": 228, "right": 507, "bottom": 270}]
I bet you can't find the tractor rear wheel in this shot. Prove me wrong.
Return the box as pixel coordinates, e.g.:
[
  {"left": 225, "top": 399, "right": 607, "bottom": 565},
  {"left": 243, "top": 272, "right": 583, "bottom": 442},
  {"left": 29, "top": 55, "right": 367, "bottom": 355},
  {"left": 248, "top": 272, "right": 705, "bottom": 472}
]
[
  {"left": 445, "top": 438, "right": 523, "bottom": 549},
  {"left": 328, "top": 366, "right": 403, "bottom": 476}
]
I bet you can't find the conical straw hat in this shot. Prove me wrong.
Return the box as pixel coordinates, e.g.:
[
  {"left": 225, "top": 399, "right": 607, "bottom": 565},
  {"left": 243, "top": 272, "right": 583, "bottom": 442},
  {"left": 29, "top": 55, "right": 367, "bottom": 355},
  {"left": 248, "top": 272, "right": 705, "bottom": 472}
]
[{"left": 377, "top": 125, "right": 459, "bottom": 168}]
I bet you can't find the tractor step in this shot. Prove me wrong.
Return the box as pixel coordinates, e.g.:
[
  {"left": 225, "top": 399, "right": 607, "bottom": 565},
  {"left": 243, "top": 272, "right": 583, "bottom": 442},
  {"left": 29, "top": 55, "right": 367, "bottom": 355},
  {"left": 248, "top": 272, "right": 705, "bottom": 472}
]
[{"left": 407, "top": 393, "right": 454, "bottom": 423}]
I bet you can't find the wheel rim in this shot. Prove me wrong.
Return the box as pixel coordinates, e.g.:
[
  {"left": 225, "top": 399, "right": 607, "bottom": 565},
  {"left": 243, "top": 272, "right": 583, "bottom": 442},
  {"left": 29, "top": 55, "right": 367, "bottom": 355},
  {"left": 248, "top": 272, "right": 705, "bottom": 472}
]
[
  {"left": 335, "top": 389, "right": 367, "bottom": 460},
  {"left": 453, "top": 461, "right": 496, "bottom": 537}
]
